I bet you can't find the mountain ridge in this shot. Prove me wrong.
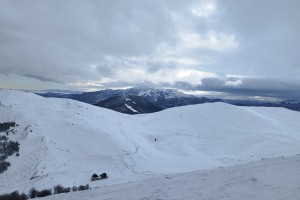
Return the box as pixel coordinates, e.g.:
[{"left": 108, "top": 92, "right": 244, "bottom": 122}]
[
  {"left": 1, "top": 90, "right": 300, "bottom": 194},
  {"left": 36, "top": 87, "right": 300, "bottom": 114},
  {"left": 95, "top": 95, "right": 163, "bottom": 114}
]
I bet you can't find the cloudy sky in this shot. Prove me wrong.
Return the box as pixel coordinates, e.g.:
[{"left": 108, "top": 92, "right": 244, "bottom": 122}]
[{"left": 0, "top": 0, "right": 299, "bottom": 99}]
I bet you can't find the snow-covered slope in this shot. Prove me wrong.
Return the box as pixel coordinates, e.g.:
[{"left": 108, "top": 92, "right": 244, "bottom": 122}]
[
  {"left": 95, "top": 95, "right": 163, "bottom": 114},
  {"left": 42, "top": 155, "right": 300, "bottom": 200},
  {"left": 0, "top": 90, "right": 300, "bottom": 194},
  {"left": 132, "top": 87, "right": 189, "bottom": 99}
]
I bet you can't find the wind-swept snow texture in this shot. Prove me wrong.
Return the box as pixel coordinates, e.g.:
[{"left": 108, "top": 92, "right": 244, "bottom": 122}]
[
  {"left": 0, "top": 90, "right": 300, "bottom": 195},
  {"left": 43, "top": 155, "right": 300, "bottom": 200}
]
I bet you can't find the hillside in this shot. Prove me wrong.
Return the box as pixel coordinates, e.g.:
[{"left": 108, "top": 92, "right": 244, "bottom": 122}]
[
  {"left": 43, "top": 155, "right": 300, "bottom": 200},
  {"left": 95, "top": 96, "right": 163, "bottom": 114},
  {"left": 0, "top": 90, "right": 300, "bottom": 195}
]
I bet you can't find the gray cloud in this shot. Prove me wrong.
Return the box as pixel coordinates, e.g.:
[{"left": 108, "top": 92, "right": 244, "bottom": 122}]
[
  {"left": 214, "top": 0, "right": 300, "bottom": 77},
  {"left": 0, "top": 0, "right": 299, "bottom": 97},
  {"left": 0, "top": 0, "right": 177, "bottom": 83},
  {"left": 23, "top": 74, "right": 62, "bottom": 83},
  {"left": 170, "top": 77, "right": 300, "bottom": 100}
]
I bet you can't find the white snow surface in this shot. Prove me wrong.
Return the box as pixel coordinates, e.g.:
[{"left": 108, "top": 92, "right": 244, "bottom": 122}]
[
  {"left": 43, "top": 155, "right": 300, "bottom": 200},
  {"left": 0, "top": 90, "right": 300, "bottom": 196},
  {"left": 137, "top": 88, "right": 188, "bottom": 99},
  {"left": 125, "top": 103, "right": 139, "bottom": 113}
]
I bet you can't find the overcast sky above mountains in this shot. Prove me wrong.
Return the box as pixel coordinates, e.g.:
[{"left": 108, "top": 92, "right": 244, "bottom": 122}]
[{"left": 0, "top": 0, "right": 299, "bottom": 99}]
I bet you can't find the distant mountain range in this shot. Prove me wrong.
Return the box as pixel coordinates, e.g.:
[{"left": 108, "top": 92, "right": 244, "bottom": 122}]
[
  {"left": 37, "top": 87, "right": 198, "bottom": 105},
  {"left": 223, "top": 99, "right": 300, "bottom": 112},
  {"left": 37, "top": 87, "right": 300, "bottom": 114}
]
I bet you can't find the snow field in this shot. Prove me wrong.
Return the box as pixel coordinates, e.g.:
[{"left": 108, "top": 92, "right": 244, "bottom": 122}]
[
  {"left": 0, "top": 90, "right": 300, "bottom": 196},
  {"left": 43, "top": 155, "right": 300, "bottom": 200}
]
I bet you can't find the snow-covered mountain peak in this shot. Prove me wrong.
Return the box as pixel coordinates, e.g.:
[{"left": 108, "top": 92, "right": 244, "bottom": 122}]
[{"left": 127, "top": 87, "right": 189, "bottom": 99}]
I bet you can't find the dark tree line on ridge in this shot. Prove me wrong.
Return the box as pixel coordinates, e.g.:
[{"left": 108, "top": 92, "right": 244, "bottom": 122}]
[
  {"left": 0, "top": 122, "right": 19, "bottom": 173},
  {"left": 0, "top": 184, "right": 90, "bottom": 200}
]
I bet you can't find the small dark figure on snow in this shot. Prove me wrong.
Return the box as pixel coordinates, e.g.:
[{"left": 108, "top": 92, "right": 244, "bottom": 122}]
[
  {"left": 154, "top": 138, "right": 157, "bottom": 142},
  {"left": 92, "top": 173, "right": 98, "bottom": 178},
  {"left": 100, "top": 173, "right": 107, "bottom": 179}
]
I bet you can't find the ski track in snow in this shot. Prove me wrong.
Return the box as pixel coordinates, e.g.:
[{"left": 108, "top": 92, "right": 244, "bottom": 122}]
[{"left": 117, "top": 122, "right": 153, "bottom": 177}]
